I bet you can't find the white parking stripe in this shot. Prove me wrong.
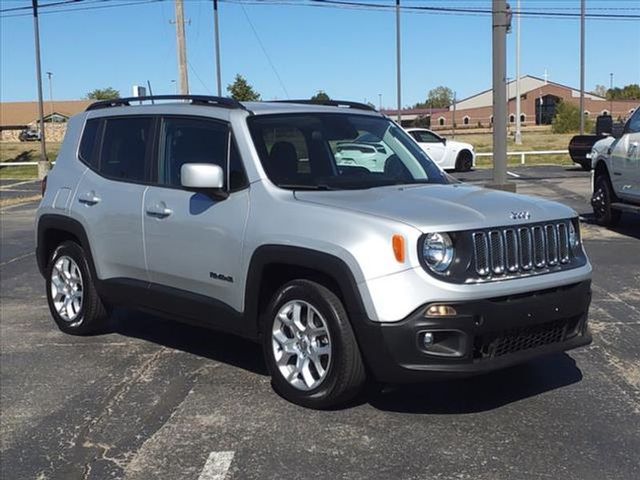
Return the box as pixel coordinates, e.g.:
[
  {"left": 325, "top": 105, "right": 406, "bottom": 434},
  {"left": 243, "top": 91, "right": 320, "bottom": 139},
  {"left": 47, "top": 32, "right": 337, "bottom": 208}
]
[
  {"left": 0, "top": 252, "right": 35, "bottom": 268},
  {"left": 507, "top": 171, "right": 521, "bottom": 178},
  {"left": 198, "top": 451, "right": 235, "bottom": 480},
  {"left": 0, "top": 180, "right": 38, "bottom": 190}
]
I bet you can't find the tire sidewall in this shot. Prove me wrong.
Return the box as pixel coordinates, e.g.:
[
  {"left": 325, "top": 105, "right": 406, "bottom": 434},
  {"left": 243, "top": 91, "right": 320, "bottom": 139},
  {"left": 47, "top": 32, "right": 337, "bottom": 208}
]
[
  {"left": 457, "top": 151, "right": 472, "bottom": 172},
  {"left": 593, "top": 175, "right": 617, "bottom": 225},
  {"left": 46, "top": 241, "right": 92, "bottom": 334},
  {"left": 262, "top": 281, "right": 349, "bottom": 408}
]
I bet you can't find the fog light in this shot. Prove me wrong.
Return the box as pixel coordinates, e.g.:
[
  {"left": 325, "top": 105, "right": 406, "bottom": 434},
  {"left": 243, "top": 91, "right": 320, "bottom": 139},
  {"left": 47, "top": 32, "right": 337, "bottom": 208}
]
[
  {"left": 425, "top": 304, "right": 457, "bottom": 317},
  {"left": 423, "top": 332, "right": 434, "bottom": 346}
]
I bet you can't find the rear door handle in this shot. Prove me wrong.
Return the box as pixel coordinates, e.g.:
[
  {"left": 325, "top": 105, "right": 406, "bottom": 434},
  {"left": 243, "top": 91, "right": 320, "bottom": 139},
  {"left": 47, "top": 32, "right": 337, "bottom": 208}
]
[
  {"left": 78, "top": 191, "right": 100, "bottom": 205},
  {"left": 146, "top": 202, "right": 173, "bottom": 218}
]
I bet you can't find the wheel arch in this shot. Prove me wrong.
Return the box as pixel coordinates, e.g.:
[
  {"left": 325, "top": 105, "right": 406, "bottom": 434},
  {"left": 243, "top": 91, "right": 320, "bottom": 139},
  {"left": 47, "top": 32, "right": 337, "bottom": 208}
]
[
  {"left": 37, "top": 214, "right": 97, "bottom": 281},
  {"left": 245, "top": 245, "right": 369, "bottom": 339}
]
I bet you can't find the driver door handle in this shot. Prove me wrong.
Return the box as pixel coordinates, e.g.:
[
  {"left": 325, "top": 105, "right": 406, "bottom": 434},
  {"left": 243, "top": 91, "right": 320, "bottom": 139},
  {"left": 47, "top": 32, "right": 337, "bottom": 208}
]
[{"left": 146, "top": 202, "right": 173, "bottom": 218}]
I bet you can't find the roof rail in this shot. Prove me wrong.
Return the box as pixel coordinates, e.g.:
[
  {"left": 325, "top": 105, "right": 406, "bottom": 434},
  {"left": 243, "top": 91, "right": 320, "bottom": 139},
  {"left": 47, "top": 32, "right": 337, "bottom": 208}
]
[
  {"left": 86, "top": 95, "right": 246, "bottom": 112},
  {"left": 273, "top": 99, "right": 377, "bottom": 112}
]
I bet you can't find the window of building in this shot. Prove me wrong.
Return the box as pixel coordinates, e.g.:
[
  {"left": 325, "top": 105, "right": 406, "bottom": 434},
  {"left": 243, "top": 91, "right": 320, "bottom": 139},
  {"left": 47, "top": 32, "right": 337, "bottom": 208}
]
[
  {"left": 489, "top": 115, "right": 494, "bottom": 124},
  {"left": 601, "top": 110, "right": 609, "bottom": 116},
  {"left": 509, "top": 114, "right": 515, "bottom": 123},
  {"left": 438, "top": 117, "right": 445, "bottom": 126},
  {"left": 99, "top": 117, "right": 152, "bottom": 183},
  {"left": 463, "top": 116, "right": 470, "bottom": 125},
  {"left": 520, "top": 114, "right": 526, "bottom": 123}
]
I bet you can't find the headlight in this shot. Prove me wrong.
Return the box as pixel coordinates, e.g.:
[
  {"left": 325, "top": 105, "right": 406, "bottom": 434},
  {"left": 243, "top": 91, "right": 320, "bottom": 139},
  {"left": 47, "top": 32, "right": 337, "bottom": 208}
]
[
  {"left": 422, "top": 232, "right": 454, "bottom": 273},
  {"left": 569, "top": 220, "right": 581, "bottom": 249}
]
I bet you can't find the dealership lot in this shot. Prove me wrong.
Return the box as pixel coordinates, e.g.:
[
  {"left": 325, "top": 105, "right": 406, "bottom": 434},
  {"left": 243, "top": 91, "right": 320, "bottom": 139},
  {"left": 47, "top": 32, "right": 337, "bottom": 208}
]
[{"left": 1, "top": 167, "right": 639, "bottom": 480}]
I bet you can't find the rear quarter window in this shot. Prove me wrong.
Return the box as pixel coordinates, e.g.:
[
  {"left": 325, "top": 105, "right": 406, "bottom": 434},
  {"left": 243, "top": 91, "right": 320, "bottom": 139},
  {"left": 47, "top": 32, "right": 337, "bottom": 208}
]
[{"left": 78, "top": 119, "right": 101, "bottom": 167}]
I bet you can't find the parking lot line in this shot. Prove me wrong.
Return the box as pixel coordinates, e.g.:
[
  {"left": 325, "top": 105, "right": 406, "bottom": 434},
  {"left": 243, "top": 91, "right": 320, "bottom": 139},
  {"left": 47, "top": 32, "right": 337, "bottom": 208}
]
[
  {"left": 197, "top": 451, "right": 235, "bottom": 480},
  {"left": 0, "top": 252, "right": 34, "bottom": 268},
  {"left": 0, "top": 180, "right": 38, "bottom": 190},
  {"left": 507, "top": 171, "right": 521, "bottom": 178}
]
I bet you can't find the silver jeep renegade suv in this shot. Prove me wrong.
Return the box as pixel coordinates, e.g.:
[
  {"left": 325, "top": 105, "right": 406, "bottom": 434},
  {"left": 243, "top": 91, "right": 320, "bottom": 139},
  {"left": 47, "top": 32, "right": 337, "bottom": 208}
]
[{"left": 36, "top": 95, "right": 592, "bottom": 408}]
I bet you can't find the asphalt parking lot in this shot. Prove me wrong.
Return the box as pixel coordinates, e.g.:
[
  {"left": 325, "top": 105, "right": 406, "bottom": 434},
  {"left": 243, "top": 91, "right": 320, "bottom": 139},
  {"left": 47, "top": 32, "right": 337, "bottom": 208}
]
[{"left": 1, "top": 166, "right": 639, "bottom": 480}]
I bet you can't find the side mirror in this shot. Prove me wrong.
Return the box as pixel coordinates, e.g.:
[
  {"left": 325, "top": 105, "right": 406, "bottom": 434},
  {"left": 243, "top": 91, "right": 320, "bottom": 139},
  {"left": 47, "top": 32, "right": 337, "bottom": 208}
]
[
  {"left": 181, "top": 163, "right": 228, "bottom": 199},
  {"left": 441, "top": 137, "right": 447, "bottom": 145}
]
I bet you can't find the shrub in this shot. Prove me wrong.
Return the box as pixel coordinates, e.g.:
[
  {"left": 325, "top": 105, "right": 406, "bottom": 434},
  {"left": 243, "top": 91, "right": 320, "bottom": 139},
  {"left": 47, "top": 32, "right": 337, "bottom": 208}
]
[{"left": 552, "top": 101, "right": 593, "bottom": 133}]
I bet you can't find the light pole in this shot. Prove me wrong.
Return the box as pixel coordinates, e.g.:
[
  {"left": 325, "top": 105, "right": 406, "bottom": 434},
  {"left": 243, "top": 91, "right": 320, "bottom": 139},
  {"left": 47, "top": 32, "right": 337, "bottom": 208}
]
[
  {"left": 46, "top": 71, "right": 54, "bottom": 117},
  {"left": 515, "top": 0, "right": 522, "bottom": 144},
  {"left": 213, "top": 0, "right": 222, "bottom": 96},
  {"left": 396, "top": 0, "right": 401, "bottom": 124},
  {"left": 378, "top": 93, "right": 382, "bottom": 111},
  {"left": 171, "top": 80, "right": 177, "bottom": 94},
  {"left": 609, "top": 72, "right": 614, "bottom": 116},
  {"left": 579, "top": 0, "right": 585, "bottom": 134}
]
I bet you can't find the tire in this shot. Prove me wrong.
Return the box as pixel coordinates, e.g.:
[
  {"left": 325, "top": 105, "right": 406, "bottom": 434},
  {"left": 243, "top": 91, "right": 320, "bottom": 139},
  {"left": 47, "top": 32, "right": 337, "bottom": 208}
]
[
  {"left": 262, "top": 280, "right": 366, "bottom": 409},
  {"left": 591, "top": 174, "right": 621, "bottom": 227},
  {"left": 455, "top": 150, "right": 473, "bottom": 172},
  {"left": 580, "top": 161, "right": 591, "bottom": 171},
  {"left": 46, "top": 240, "right": 110, "bottom": 335}
]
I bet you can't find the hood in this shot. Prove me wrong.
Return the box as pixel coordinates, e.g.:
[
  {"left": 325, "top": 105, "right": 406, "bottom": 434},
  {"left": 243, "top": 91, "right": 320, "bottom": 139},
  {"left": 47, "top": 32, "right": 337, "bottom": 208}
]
[
  {"left": 592, "top": 136, "right": 615, "bottom": 154},
  {"left": 294, "top": 183, "right": 576, "bottom": 232}
]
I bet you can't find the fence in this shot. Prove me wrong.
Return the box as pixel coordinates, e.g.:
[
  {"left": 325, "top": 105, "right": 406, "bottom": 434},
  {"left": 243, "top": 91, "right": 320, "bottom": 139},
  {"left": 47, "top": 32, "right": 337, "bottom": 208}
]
[{"left": 474, "top": 149, "right": 569, "bottom": 166}]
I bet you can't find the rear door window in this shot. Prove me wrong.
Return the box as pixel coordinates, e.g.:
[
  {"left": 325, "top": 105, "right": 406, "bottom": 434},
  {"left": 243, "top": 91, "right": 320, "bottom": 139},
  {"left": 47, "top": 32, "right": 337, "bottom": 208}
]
[
  {"left": 78, "top": 119, "right": 101, "bottom": 168},
  {"left": 99, "top": 117, "right": 153, "bottom": 182}
]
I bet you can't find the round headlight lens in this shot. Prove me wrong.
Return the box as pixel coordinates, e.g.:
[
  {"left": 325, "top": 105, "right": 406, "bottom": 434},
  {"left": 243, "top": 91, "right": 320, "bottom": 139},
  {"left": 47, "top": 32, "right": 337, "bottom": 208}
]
[
  {"left": 569, "top": 221, "right": 580, "bottom": 249},
  {"left": 422, "top": 232, "right": 454, "bottom": 273}
]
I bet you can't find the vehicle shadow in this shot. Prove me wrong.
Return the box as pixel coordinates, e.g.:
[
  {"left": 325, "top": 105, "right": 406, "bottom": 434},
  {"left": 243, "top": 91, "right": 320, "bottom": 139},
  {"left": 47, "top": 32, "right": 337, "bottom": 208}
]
[
  {"left": 110, "top": 308, "right": 269, "bottom": 376},
  {"left": 581, "top": 213, "right": 640, "bottom": 241},
  {"left": 365, "top": 353, "right": 583, "bottom": 414}
]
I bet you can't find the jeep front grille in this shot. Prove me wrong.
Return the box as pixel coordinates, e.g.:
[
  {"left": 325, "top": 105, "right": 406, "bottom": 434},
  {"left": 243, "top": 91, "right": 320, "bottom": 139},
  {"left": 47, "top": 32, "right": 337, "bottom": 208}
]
[{"left": 472, "top": 222, "right": 571, "bottom": 279}]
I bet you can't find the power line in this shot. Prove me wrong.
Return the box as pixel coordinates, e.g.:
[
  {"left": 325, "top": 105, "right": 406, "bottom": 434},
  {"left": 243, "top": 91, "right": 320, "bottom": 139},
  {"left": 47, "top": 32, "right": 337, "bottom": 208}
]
[
  {"left": 1, "top": 0, "right": 163, "bottom": 18},
  {"left": 239, "top": 3, "right": 289, "bottom": 98}
]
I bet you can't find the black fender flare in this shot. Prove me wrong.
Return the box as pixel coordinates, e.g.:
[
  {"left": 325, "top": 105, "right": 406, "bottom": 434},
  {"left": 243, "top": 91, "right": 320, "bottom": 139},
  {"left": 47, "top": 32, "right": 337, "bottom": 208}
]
[
  {"left": 36, "top": 214, "right": 98, "bottom": 281},
  {"left": 244, "top": 245, "right": 369, "bottom": 337}
]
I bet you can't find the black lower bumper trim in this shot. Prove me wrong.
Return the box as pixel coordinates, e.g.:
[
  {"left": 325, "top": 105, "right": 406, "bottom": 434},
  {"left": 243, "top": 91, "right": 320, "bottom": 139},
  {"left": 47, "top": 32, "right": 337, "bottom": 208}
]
[{"left": 352, "top": 280, "right": 592, "bottom": 383}]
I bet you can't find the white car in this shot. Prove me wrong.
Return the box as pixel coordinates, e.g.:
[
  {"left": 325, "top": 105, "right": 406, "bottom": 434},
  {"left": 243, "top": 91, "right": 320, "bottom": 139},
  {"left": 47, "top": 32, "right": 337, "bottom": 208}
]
[{"left": 405, "top": 128, "right": 475, "bottom": 172}]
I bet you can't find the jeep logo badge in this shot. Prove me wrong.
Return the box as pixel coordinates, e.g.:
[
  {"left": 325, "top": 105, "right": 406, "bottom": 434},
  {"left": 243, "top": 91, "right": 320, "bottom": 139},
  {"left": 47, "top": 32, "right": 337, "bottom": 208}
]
[{"left": 510, "top": 211, "right": 531, "bottom": 220}]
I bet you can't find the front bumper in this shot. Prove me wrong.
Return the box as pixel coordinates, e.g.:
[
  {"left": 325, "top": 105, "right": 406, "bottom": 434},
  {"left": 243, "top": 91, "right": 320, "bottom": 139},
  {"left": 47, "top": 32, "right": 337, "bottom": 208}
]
[{"left": 353, "top": 280, "right": 592, "bottom": 383}]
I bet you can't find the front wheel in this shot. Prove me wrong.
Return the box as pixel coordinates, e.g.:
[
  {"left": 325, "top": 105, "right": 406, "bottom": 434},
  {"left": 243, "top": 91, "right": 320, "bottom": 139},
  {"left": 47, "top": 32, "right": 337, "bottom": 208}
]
[
  {"left": 263, "top": 280, "right": 366, "bottom": 409},
  {"left": 455, "top": 150, "right": 473, "bottom": 172},
  {"left": 591, "top": 175, "right": 621, "bottom": 226}
]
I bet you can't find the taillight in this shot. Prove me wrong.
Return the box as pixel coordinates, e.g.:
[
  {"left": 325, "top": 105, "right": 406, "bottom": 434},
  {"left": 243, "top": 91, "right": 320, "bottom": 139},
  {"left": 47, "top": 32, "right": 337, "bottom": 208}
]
[{"left": 41, "top": 175, "right": 48, "bottom": 197}]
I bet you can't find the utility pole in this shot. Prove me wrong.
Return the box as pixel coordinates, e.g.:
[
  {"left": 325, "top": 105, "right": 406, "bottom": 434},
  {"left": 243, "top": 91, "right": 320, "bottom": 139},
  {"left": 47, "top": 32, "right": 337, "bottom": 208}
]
[
  {"left": 515, "top": 0, "right": 522, "bottom": 144},
  {"left": 378, "top": 93, "right": 382, "bottom": 111},
  {"left": 213, "top": 0, "right": 222, "bottom": 96},
  {"left": 452, "top": 91, "right": 456, "bottom": 138},
  {"left": 175, "top": 0, "right": 189, "bottom": 95},
  {"left": 46, "top": 71, "right": 54, "bottom": 117},
  {"left": 579, "top": 0, "right": 585, "bottom": 134},
  {"left": 396, "top": 0, "right": 401, "bottom": 124},
  {"left": 489, "top": 0, "right": 512, "bottom": 191},
  {"left": 32, "top": 0, "right": 48, "bottom": 179}
]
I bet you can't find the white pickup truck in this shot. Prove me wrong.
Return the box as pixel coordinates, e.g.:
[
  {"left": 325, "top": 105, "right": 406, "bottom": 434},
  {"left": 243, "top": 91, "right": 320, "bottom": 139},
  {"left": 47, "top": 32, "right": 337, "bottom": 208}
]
[{"left": 591, "top": 105, "right": 640, "bottom": 226}]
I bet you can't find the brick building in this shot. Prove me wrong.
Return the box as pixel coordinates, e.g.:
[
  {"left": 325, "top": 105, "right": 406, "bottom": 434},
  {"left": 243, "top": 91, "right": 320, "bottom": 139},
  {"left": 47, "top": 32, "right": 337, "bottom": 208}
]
[
  {"left": 0, "top": 100, "right": 92, "bottom": 141},
  {"left": 385, "top": 75, "right": 638, "bottom": 129}
]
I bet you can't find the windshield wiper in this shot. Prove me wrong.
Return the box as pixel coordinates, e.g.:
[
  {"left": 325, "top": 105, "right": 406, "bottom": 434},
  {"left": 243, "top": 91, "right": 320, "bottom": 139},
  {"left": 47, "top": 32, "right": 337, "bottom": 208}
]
[{"left": 278, "top": 184, "right": 335, "bottom": 191}]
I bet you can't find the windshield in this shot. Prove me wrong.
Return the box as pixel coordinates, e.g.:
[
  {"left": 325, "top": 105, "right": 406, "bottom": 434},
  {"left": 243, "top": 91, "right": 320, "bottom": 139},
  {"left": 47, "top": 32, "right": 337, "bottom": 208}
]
[{"left": 248, "top": 113, "right": 448, "bottom": 190}]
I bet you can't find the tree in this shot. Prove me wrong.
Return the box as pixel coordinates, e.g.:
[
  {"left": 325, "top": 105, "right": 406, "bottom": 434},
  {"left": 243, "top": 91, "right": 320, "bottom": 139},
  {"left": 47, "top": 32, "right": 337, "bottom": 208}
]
[
  {"left": 414, "top": 86, "right": 454, "bottom": 109},
  {"left": 85, "top": 87, "right": 120, "bottom": 100},
  {"left": 591, "top": 85, "right": 607, "bottom": 98},
  {"left": 551, "top": 101, "right": 593, "bottom": 134},
  {"left": 227, "top": 74, "right": 260, "bottom": 101},
  {"left": 310, "top": 90, "right": 330, "bottom": 102},
  {"left": 607, "top": 83, "right": 640, "bottom": 101}
]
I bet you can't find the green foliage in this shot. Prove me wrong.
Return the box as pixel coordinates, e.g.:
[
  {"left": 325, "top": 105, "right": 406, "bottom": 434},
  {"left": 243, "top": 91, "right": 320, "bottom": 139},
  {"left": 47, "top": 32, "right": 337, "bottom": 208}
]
[
  {"left": 607, "top": 83, "right": 640, "bottom": 101},
  {"left": 310, "top": 90, "right": 330, "bottom": 102},
  {"left": 412, "top": 115, "right": 430, "bottom": 128},
  {"left": 85, "top": 87, "right": 120, "bottom": 100},
  {"left": 414, "top": 86, "right": 454, "bottom": 109},
  {"left": 551, "top": 101, "right": 593, "bottom": 133},
  {"left": 227, "top": 74, "right": 261, "bottom": 101},
  {"left": 591, "top": 84, "right": 607, "bottom": 98}
]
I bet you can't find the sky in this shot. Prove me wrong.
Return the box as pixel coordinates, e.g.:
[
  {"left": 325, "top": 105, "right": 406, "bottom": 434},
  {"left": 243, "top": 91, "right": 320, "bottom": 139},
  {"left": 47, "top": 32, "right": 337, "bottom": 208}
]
[{"left": 1, "top": 0, "right": 639, "bottom": 107}]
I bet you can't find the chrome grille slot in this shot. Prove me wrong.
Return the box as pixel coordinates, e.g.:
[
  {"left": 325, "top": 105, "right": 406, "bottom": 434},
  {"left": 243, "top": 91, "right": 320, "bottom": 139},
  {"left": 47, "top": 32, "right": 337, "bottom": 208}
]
[
  {"left": 557, "top": 223, "right": 570, "bottom": 263},
  {"left": 546, "top": 224, "right": 559, "bottom": 266},
  {"left": 519, "top": 227, "right": 533, "bottom": 270},
  {"left": 532, "top": 226, "right": 546, "bottom": 268},
  {"left": 471, "top": 221, "right": 574, "bottom": 280},
  {"left": 504, "top": 229, "right": 519, "bottom": 272},
  {"left": 489, "top": 231, "right": 505, "bottom": 274},
  {"left": 473, "top": 232, "right": 490, "bottom": 276}
]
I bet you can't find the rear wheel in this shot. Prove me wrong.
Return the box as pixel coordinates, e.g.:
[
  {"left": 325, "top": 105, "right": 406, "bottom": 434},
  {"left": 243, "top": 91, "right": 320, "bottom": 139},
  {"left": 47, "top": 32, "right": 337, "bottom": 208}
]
[
  {"left": 46, "top": 241, "right": 109, "bottom": 335},
  {"left": 263, "top": 280, "right": 366, "bottom": 409},
  {"left": 592, "top": 174, "right": 621, "bottom": 226},
  {"left": 455, "top": 150, "right": 473, "bottom": 172}
]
